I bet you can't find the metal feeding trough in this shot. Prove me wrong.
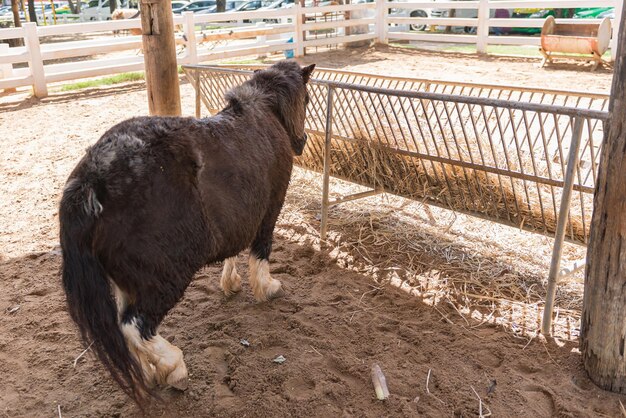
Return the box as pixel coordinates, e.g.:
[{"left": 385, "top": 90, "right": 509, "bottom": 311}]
[{"left": 540, "top": 15, "right": 612, "bottom": 71}]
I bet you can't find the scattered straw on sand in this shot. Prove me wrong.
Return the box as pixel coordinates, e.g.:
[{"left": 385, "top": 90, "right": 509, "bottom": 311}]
[{"left": 278, "top": 167, "right": 586, "bottom": 341}]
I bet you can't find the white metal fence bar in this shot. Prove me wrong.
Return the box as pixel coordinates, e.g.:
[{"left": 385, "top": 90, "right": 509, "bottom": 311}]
[
  {"left": 320, "top": 85, "right": 335, "bottom": 241},
  {"left": 542, "top": 116, "right": 584, "bottom": 335}
]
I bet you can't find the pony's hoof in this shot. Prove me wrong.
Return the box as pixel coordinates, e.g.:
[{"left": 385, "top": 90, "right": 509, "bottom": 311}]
[
  {"left": 224, "top": 279, "right": 242, "bottom": 296},
  {"left": 266, "top": 280, "right": 284, "bottom": 300},
  {"left": 221, "top": 273, "right": 242, "bottom": 296},
  {"left": 169, "top": 376, "right": 189, "bottom": 391},
  {"left": 166, "top": 363, "right": 189, "bottom": 391}
]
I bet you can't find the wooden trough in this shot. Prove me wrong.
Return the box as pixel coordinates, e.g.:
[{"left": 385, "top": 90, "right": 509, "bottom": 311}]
[{"left": 540, "top": 15, "right": 612, "bottom": 70}]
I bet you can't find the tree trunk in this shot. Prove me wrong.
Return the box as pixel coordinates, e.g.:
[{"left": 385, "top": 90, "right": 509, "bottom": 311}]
[
  {"left": 139, "top": 0, "right": 181, "bottom": 116},
  {"left": 10, "top": 0, "right": 23, "bottom": 46},
  {"left": 444, "top": 9, "right": 455, "bottom": 34},
  {"left": 216, "top": 0, "right": 225, "bottom": 13},
  {"left": 11, "top": 0, "right": 22, "bottom": 28},
  {"left": 110, "top": 0, "right": 118, "bottom": 13},
  {"left": 67, "top": 0, "right": 80, "bottom": 14},
  {"left": 27, "top": 0, "right": 37, "bottom": 24},
  {"left": 580, "top": 5, "right": 626, "bottom": 393}
]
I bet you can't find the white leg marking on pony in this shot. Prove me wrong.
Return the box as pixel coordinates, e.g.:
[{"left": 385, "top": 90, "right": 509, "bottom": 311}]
[
  {"left": 121, "top": 320, "right": 188, "bottom": 390},
  {"left": 110, "top": 279, "right": 127, "bottom": 323},
  {"left": 120, "top": 320, "right": 157, "bottom": 388},
  {"left": 112, "top": 282, "right": 157, "bottom": 386},
  {"left": 220, "top": 256, "right": 242, "bottom": 296},
  {"left": 146, "top": 335, "right": 188, "bottom": 390},
  {"left": 248, "top": 256, "right": 283, "bottom": 301}
]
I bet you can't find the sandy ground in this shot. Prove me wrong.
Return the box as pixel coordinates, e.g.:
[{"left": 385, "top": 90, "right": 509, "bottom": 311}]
[{"left": 0, "top": 45, "right": 622, "bottom": 417}]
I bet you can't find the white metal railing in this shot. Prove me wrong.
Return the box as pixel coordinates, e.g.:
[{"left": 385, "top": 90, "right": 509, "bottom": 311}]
[{"left": 0, "top": 0, "right": 621, "bottom": 97}]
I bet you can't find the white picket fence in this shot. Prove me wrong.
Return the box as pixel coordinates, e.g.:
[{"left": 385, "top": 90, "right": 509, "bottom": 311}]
[
  {"left": 0, "top": 0, "right": 621, "bottom": 97},
  {"left": 383, "top": 0, "right": 621, "bottom": 57}
]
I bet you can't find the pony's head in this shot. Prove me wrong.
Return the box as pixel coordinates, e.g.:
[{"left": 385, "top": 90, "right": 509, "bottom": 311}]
[{"left": 248, "top": 61, "right": 316, "bottom": 156}]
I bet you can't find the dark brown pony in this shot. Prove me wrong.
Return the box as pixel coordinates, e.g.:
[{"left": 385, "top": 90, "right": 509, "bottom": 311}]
[{"left": 59, "top": 61, "right": 315, "bottom": 403}]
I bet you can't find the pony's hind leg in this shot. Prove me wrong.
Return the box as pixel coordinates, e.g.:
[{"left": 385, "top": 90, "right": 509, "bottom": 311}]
[
  {"left": 114, "top": 281, "right": 188, "bottom": 390},
  {"left": 248, "top": 206, "right": 284, "bottom": 301},
  {"left": 120, "top": 316, "right": 189, "bottom": 390},
  {"left": 145, "top": 335, "right": 188, "bottom": 390},
  {"left": 111, "top": 281, "right": 157, "bottom": 388},
  {"left": 220, "top": 256, "right": 242, "bottom": 296}
]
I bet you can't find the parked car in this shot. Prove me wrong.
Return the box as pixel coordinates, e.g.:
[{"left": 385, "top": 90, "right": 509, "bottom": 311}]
[
  {"left": 597, "top": 9, "right": 615, "bottom": 20},
  {"left": 258, "top": 0, "right": 294, "bottom": 11},
  {"left": 235, "top": 0, "right": 268, "bottom": 12},
  {"left": 386, "top": 0, "right": 433, "bottom": 32},
  {"left": 81, "top": 0, "right": 137, "bottom": 21},
  {"left": 81, "top": 0, "right": 110, "bottom": 20},
  {"left": 35, "top": 2, "right": 70, "bottom": 20},
  {"left": 172, "top": 1, "right": 191, "bottom": 13},
  {"left": 574, "top": 7, "right": 613, "bottom": 19},
  {"left": 177, "top": 0, "right": 217, "bottom": 13},
  {"left": 430, "top": 0, "right": 515, "bottom": 34},
  {"left": 0, "top": 5, "right": 13, "bottom": 23},
  {"left": 195, "top": 0, "right": 247, "bottom": 14}
]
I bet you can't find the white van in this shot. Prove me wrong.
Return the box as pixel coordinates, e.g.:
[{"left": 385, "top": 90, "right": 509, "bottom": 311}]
[
  {"left": 81, "top": 0, "right": 137, "bottom": 21},
  {"left": 354, "top": 0, "right": 435, "bottom": 32},
  {"left": 431, "top": 0, "right": 514, "bottom": 33}
]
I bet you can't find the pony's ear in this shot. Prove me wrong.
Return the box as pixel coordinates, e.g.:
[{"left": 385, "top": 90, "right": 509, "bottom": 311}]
[{"left": 301, "top": 64, "right": 316, "bottom": 83}]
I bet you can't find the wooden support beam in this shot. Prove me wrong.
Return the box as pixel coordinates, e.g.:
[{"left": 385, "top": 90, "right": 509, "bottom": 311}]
[
  {"left": 139, "top": 0, "right": 181, "bottom": 116},
  {"left": 580, "top": 4, "right": 626, "bottom": 393}
]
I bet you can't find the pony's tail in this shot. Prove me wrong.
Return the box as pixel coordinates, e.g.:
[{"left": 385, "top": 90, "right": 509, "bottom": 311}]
[{"left": 59, "top": 179, "right": 150, "bottom": 404}]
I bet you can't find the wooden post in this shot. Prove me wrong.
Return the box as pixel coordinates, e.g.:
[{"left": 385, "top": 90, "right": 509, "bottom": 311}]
[
  {"left": 139, "top": 0, "right": 181, "bottom": 116},
  {"left": 580, "top": 4, "right": 626, "bottom": 394}
]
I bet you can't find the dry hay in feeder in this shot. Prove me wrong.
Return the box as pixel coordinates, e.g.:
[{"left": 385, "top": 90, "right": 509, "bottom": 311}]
[{"left": 296, "top": 114, "right": 589, "bottom": 244}]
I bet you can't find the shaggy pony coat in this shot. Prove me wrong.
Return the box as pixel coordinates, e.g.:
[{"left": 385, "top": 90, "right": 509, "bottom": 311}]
[{"left": 59, "top": 61, "right": 315, "bottom": 402}]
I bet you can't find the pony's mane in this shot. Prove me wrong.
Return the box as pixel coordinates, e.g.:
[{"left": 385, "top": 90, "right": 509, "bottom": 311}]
[{"left": 223, "top": 62, "right": 307, "bottom": 141}]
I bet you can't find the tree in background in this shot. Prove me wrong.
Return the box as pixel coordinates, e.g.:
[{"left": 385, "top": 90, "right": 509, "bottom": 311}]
[
  {"left": 67, "top": 0, "right": 82, "bottom": 14},
  {"left": 26, "top": 0, "right": 37, "bottom": 24},
  {"left": 10, "top": 0, "right": 21, "bottom": 28},
  {"left": 216, "top": 0, "right": 226, "bottom": 13},
  {"left": 109, "top": 0, "right": 118, "bottom": 13}
]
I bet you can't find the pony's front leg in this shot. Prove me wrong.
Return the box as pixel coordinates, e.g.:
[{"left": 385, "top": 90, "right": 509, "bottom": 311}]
[
  {"left": 220, "top": 256, "right": 242, "bottom": 296},
  {"left": 248, "top": 208, "right": 284, "bottom": 301}
]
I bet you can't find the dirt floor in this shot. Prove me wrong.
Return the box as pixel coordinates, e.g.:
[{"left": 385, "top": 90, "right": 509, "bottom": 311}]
[{"left": 1, "top": 45, "right": 623, "bottom": 417}]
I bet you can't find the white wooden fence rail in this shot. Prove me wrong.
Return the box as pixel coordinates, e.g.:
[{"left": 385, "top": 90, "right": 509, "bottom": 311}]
[
  {"left": 386, "top": 0, "right": 620, "bottom": 58},
  {"left": 0, "top": 0, "right": 621, "bottom": 97}
]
